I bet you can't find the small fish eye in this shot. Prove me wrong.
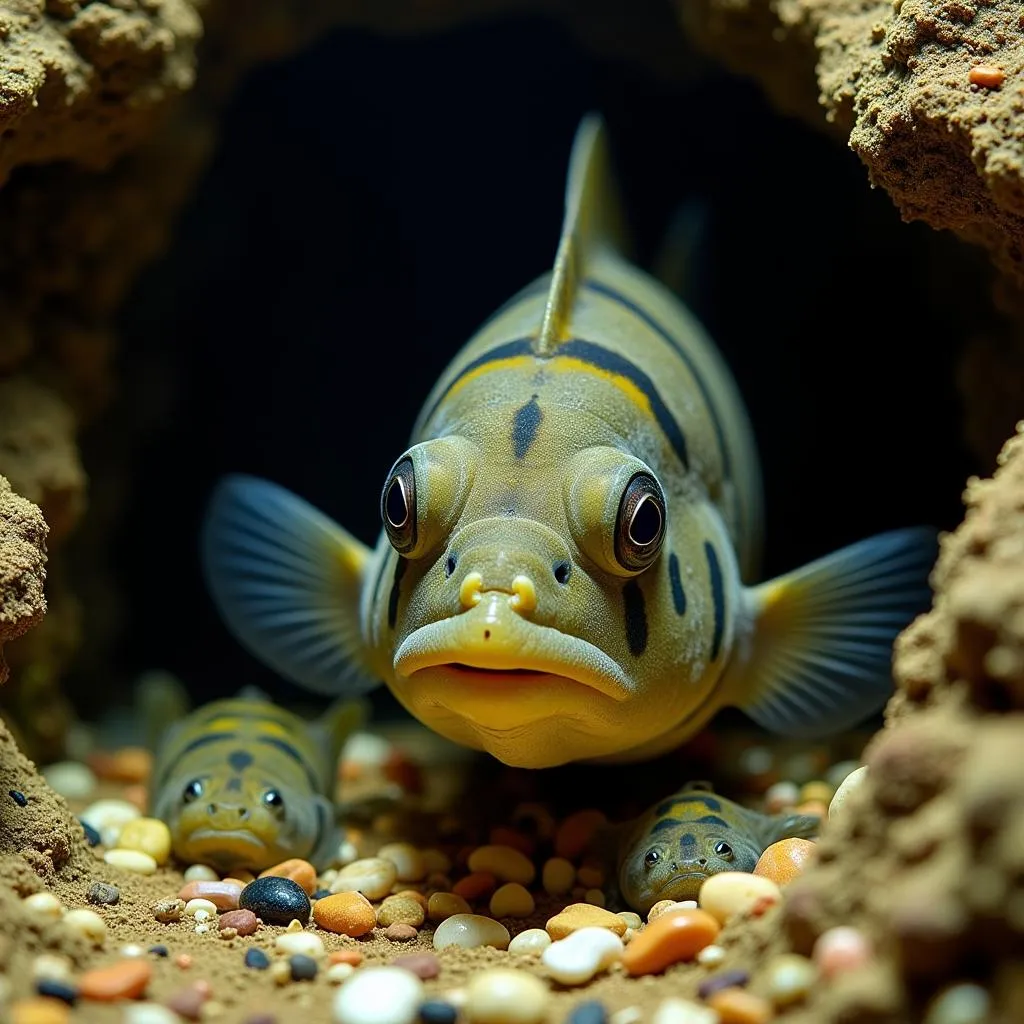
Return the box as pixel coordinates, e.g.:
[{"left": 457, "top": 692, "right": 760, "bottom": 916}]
[
  {"left": 615, "top": 473, "right": 667, "bottom": 572},
  {"left": 643, "top": 848, "right": 660, "bottom": 869},
  {"left": 381, "top": 457, "right": 417, "bottom": 554},
  {"left": 445, "top": 553, "right": 457, "bottom": 578},
  {"left": 263, "top": 789, "right": 285, "bottom": 813},
  {"left": 182, "top": 780, "right": 203, "bottom": 803},
  {"left": 713, "top": 841, "right": 734, "bottom": 859},
  {"left": 553, "top": 560, "right": 571, "bottom": 585}
]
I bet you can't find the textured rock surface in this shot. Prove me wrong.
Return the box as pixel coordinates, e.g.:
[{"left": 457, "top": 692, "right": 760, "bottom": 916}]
[{"left": 679, "top": 0, "right": 1024, "bottom": 291}]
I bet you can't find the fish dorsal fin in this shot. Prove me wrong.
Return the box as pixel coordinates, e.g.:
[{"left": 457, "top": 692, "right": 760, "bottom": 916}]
[{"left": 536, "top": 113, "right": 629, "bottom": 356}]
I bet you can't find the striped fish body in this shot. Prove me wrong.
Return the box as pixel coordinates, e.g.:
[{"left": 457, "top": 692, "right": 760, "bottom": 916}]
[
  {"left": 200, "top": 114, "right": 937, "bottom": 770},
  {"left": 609, "top": 782, "right": 820, "bottom": 914},
  {"left": 149, "top": 697, "right": 362, "bottom": 872}
]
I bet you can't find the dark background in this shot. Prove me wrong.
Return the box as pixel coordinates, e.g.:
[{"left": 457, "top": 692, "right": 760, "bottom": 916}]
[{"left": 97, "top": 13, "right": 978, "bottom": 721}]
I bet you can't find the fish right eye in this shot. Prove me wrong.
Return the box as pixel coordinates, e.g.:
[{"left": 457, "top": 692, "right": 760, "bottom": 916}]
[
  {"left": 643, "top": 848, "right": 660, "bottom": 869},
  {"left": 182, "top": 780, "right": 204, "bottom": 803},
  {"left": 381, "top": 457, "right": 417, "bottom": 554}
]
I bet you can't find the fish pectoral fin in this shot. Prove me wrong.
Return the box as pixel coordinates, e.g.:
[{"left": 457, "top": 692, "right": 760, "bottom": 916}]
[
  {"left": 729, "top": 526, "right": 939, "bottom": 738},
  {"left": 761, "top": 811, "right": 822, "bottom": 848},
  {"left": 201, "top": 474, "right": 380, "bottom": 698}
]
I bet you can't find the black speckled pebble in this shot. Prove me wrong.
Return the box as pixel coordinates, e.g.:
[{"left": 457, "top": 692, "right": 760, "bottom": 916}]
[
  {"left": 698, "top": 968, "right": 750, "bottom": 1000},
  {"left": 79, "top": 820, "right": 101, "bottom": 846},
  {"left": 565, "top": 1000, "right": 608, "bottom": 1024},
  {"left": 289, "top": 954, "right": 318, "bottom": 982},
  {"left": 36, "top": 979, "right": 77, "bottom": 1004},
  {"left": 419, "top": 1001, "right": 458, "bottom": 1024},
  {"left": 148, "top": 945, "right": 169, "bottom": 957},
  {"left": 87, "top": 881, "right": 120, "bottom": 906},
  {"left": 9, "top": 789, "right": 27, "bottom": 807},
  {"left": 244, "top": 948, "right": 271, "bottom": 970}
]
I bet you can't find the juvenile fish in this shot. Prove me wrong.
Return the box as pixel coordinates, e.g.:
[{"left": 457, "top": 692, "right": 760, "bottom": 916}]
[
  {"left": 601, "top": 781, "right": 820, "bottom": 914},
  {"left": 199, "top": 113, "right": 937, "bottom": 769},
  {"left": 149, "top": 694, "right": 365, "bottom": 872}
]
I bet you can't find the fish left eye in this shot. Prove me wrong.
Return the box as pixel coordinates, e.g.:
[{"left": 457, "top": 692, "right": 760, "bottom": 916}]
[
  {"left": 615, "top": 473, "right": 667, "bottom": 571},
  {"left": 263, "top": 789, "right": 285, "bottom": 814},
  {"left": 381, "top": 457, "right": 417, "bottom": 554},
  {"left": 643, "top": 848, "right": 660, "bottom": 869},
  {"left": 714, "top": 841, "right": 734, "bottom": 859}
]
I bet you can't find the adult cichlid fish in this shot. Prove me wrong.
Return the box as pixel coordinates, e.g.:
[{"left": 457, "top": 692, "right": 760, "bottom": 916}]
[
  {"left": 200, "top": 113, "right": 937, "bottom": 770},
  {"left": 149, "top": 692, "right": 366, "bottom": 872}
]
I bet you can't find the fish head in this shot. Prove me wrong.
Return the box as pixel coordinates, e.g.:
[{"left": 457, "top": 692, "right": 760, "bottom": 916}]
[
  {"left": 159, "top": 771, "right": 322, "bottom": 873},
  {"left": 376, "top": 403, "right": 724, "bottom": 768},
  {"left": 618, "top": 805, "right": 762, "bottom": 913}
]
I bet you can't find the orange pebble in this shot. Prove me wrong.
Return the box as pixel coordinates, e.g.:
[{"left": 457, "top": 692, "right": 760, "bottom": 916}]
[
  {"left": 78, "top": 959, "right": 153, "bottom": 1001},
  {"left": 258, "top": 858, "right": 317, "bottom": 896},
  {"left": 225, "top": 870, "right": 255, "bottom": 885},
  {"left": 488, "top": 826, "right": 534, "bottom": 857},
  {"left": 329, "top": 950, "right": 364, "bottom": 966},
  {"left": 707, "top": 988, "right": 775, "bottom": 1023},
  {"left": 176, "top": 954, "right": 192, "bottom": 969},
  {"left": 969, "top": 65, "right": 1005, "bottom": 88},
  {"left": 313, "top": 891, "right": 377, "bottom": 937},
  {"left": 339, "top": 760, "right": 363, "bottom": 783},
  {"left": 11, "top": 997, "right": 70, "bottom": 1024},
  {"left": 622, "top": 909, "right": 720, "bottom": 976},
  {"left": 122, "top": 784, "right": 148, "bottom": 811},
  {"left": 554, "top": 809, "right": 607, "bottom": 860},
  {"left": 88, "top": 747, "right": 152, "bottom": 783},
  {"left": 753, "top": 838, "right": 818, "bottom": 887},
  {"left": 795, "top": 800, "right": 828, "bottom": 818},
  {"left": 452, "top": 871, "right": 497, "bottom": 900}
]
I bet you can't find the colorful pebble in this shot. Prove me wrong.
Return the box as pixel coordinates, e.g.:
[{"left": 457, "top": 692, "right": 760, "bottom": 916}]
[
  {"left": 467, "top": 845, "right": 536, "bottom": 886},
  {"left": 391, "top": 953, "right": 441, "bottom": 980},
  {"left": 315, "top": 891, "right": 378, "bottom": 937},
  {"left": 332, "top": 857, "right": 398, "bottom": 900},
  {"left": 103, "top": 849, "right": 158, "bottom": 875},
  {"left": 622, "top": 909, "right": 720, "bottom": 976},
  {"left": 290, "top": 955, "right": 319, "bottom": 982},
  {"left": 565, "top": 1001, "right": 608, "bottom": 1024},
  {"left": 78, "top": 960, "right": 152, "bottom": 1001},
  {"left": 333, "top": 965, "right": 423, "bottom": 1024},
  {"left": 418, "top": 1002, "right": 459, "bottom": 1024},
  {"left": 698, "top": 969, "right": 750, "bottom": 1000},
  {"left": 239, "top": 876, "right": 311, "bottom": 926},
  {"left": 432, "top": 914, "right": 510, "bottom": 951},
  {"left": 546, "top": 903, "right": 627, "bottom": 940},
  {"left": 753, "top": 838, "right": 817, "bottom": 887},
  {"left": 812, "top": 926, "right": 872, "bottom": 978},
  {"left": 464, "top": 968, "right": 550, "bottom": 1023},
  {"left": 542, "top": 927, "right": 624, "bottom": 985},
  {"left": 489, "top": 883, "right": 535, "bottom": 919},
  {"left": 508, "top": 928, "right": 552, "bottom": 956},
  {"left": 61, "top": 909, "right": 107, "bottom": 946},
  {"left": 276, "top": 931, "right": 326, "bottom": 958},
  {"left": 244, "top": 949, "right": 270, "bottom": 970},
  {"left": 706, "top": 988, "right": 773, "bottom": 1023},
  {"left": 762, "top": 954, "right": 817, "bottom": 1008},
  {"left": 178, "top": 880, "right": 242, "bottom": 909},
  {"left": 259, "top": 858, "right": 318, "bottom": 896},
  {"left": 116, "top": 818, "right": 172, "bottom": 865},
  {"left": 698, "top": 873, "right": 782, "bottom": 925},
  {"left": 10, "top": 998, "right": 71, "bottom": 1024},
  {"left": 219, "top": 908, "right": 258, "bottom": 935},
  {"left": 828, "top": 766, "right": 867, "bottom": 818},
  {"left": 86, "top": 883, "right": 120, "bottom": 907}
]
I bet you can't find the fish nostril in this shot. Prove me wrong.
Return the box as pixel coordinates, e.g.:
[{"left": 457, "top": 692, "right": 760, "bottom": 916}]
[
  {"left": 445, "top": 553, "right": 457, "bottom": 578},
  {"left": 207, "top": 804, "right": 216, "bottom": 816},
  {"left": 698, "top": 858, "right": 707, "bottom": 867},
  {"left": 553, "top": 560, "right": 571, "bottom": 585}
]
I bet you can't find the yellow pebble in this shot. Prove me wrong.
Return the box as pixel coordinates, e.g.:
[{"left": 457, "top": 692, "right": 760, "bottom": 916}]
[
  {"left": 104, "top": 849, "right": 158, "bottom": 875},
  {"left": 116, "top": 818, "right": 172, "bottom": 865},
  {"left": 428, "top": 891, "right": 473, "bottom": 922},
  {"left": 799, "top": 781, "right": 834, "bottom": 806},
  {"left": 467, "top": 845, "right": 536, "bottom": 886},
  {"left": 541, "top": 857, "right": 575, "bottom": 896},
  {"left": 489, "top": 883, "right": 535, "bottom": 919}
]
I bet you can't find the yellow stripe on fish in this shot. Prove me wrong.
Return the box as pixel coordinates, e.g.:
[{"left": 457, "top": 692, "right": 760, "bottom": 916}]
[
  {"left": 199, "top": 113, "right": 938, "bottom": 769},
  {"left": 149, "top": 696, "right": 365, "bottom": 872}
]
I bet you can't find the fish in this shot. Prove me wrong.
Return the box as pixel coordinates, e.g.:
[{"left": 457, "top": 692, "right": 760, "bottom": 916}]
[
  {"left": 198, "top": 112, "right": 938, "bottom": 770},
  {"left": 148, "top": 691, "right": 366, "bottom": 872},
  {"left": 598, "top": 781, "right": 820, "bottom": 914}
]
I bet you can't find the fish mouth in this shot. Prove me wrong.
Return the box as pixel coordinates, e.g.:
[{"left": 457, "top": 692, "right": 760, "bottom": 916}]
[
  {"left": 654, "top": 871, "right": 708, "bottom": 900},
  {"left": 179, "top": 829, "right": 270, "bottom": 867},
  {"left": 393, "top": 594, "right": 632, "bottom": 703}
]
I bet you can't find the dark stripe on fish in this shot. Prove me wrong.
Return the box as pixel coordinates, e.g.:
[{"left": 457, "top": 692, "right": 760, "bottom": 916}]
[
  {"left": 511, "top": 394, "right": 543, "bottom": 459},
  {"left": 623, "top": 579, "right": 648, "bottom": 657},
  {"left": 257, "top": 736, "right": 320, "bottom": 791},
  {"left": 228, "top": 751, "right": 253, "bottom": 772},
  {"left": 387, "top": 557, "right": 407, "bottom": 630},
  {"left": 650, "top": 818, "right": 682, "bottom": 833},
  {"left": 421, "top": 338, "right": 534, "bottom": 425},
  {"left": 679, "top": 832, "right": 697, "bottom": 847},
  {"left": 558, "top": 339, "right": 689, "bottom": 470},
  {"left": 694, "top": 815, "right": 729, "bottom": 827},
  {"left": 655, "top": 793, "right": 723, "bottom": 816},
  {"left": 704, "top": 541, "right": 725, "bottom": 661},
  {"left": 583, "top": 279, "right": 730, "bottom": 477},
  {"left": 154, "top": 732, "right": 236, "bottom": 790},
  {"left": 668, "top": 553, "right": 687, "bottom": 616}
]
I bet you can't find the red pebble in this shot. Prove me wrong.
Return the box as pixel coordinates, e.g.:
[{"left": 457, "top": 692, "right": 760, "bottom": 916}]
[
  {"left": 384, "top": 923, "right": 417, "bottom": 942},
  {"left": 391, "top": 953, "right": 440, "bottom": 979},
  {"left": 165, "top": 986, "right": 207, "bottom": 1021},
  {"left": 219, "top": 909, "right": 258, "bottom": 936}
]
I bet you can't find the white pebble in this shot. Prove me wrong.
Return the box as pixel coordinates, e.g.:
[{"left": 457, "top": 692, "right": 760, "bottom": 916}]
[
  {"left": 42, "top": 761, "right": 97, "bottom": 800},
  {"left": 696, "top": 943, "right": 726, "bottom": 966},
  {"left": 336, "top": 841, "right": 359, "bottom": 867},
  {"left": 676, "top": 900, "right": 698, "bottom": 911},
  {"left": 610, "top": 1009, "right": 643, "bottom": 1024},
  {"left": 194, "top": 923, "right": 210, "bottom": 934},
  {"left": 22, "top": 891, "right": 64, "bottom": 922},
  {"left": 326, "top": 962, "right": 356, "bottom": 984},
  {"left": 923, "top": 983, "right": 991, "bottom": 1024},
  {"left": 105, "top": 849, "right": 158, "bottom": 875},
  {"left": 275, "top": 931, "right": 326, "bottom": 958},
  {"left": 764, "top": 780, "right": 799, "bottom": 813},
  {"left": 120, "top": 944, "right": 146, "bottom": 958},
  {"left": 433, "top": 913, "right": 510, "bottom": 951},
  {"left": 377, "top": 842, "right": 427, "bottom": 882},
  {"left": 698, "top": 872, "right": 781, "bottom": 925},
  {"left": 342, "top": 732, "right": 392, "bottom": 768},
  {"left": 826, "top": 759, "right": 862, "bottom": 790},
  {"left": 616, "top": 912, "right": 642, "bottom": 930},
  {"left": 331, "top": 857, "right": 398, "bottom": 900},
  {"left": 652, "top": 998, "right": 719, "bottom": 1024},
  {"left": 829, "top": 765, "right": 869, "bottom": 818},
  {"left": 123, "top": 1004, "right": 181, "bottom": 1024},
  {"left": 464, "top": 967, "right": 550, "bottom": 1023},
  {"left": 508, "top": 928, "right": 552, "bottom": 956},
  {"left": 32, "top": 954, "right": 72, "bottom": 981},
  {"left": 80, "top": 799, "right": 141, "bottom": 846},
  {"left": 63, "top": 908, "right": 108, "bottom": 945},
  {"left": 184, "top": 898, "right": 217, "bottom": 919},
  {"left": 333, "top": 965, "right": 423, "bottom": 1024},
  {"left": 183, "top": 863, "right": 219, "bottom": 882},
  {"left": 541, "top": 926, "right": 623, "bottom": 985}
]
